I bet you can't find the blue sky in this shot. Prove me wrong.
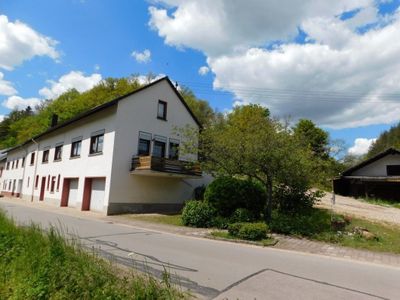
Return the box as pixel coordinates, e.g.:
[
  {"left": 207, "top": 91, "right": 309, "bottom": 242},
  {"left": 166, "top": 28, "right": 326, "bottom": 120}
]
[{"left": 1, "top": 0, "right": 400, "bottom": 156}]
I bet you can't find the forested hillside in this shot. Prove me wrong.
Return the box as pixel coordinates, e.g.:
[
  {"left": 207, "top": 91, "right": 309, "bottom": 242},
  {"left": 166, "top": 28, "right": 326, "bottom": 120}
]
[
  {"left": 367, "top": 123, "right": 400, "bottom": 158},
  {"left": 0, "top": 76, "right": 215, "bottom": 149}
]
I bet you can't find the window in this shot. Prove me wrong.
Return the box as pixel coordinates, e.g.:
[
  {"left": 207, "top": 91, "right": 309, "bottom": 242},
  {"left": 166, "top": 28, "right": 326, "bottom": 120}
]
[
  {"left": 35, "top": 175, "right": 39, "bottom": 189},
  {"left": 11, "top": 161, "right": 14, "bottom": 169},
  {"left": 387, "top": 165, "right": 400, "bottom": 176},
  {"left": 71, "top": 140, "right": 82, "bottom": 158},
  {"left": 90, "top": 134, "right": 104, "bottom": 154},
  {"left": 42, "top": 149, "right": 49, "bottom": 163},
  {"left": 138, "top": 131, "right": 151, "bottom": 156},
  {"left": 27, "top": 177, "right": 30, "bottom": 188},
  {"left": 50, "top": 176, "right": 56, "bottom": 193},
  {"left": 153, "top": 135, "right": 167, "bottom": 158},
  {"left": 47, "top": 175, "right": 50, "bottom": 190},
  {"left": 54, "top": 145, "right": 63, "bottom": 161},
  {"left": 168, "top": 139, "right": 180, "bottom": 160},
  {"left": 157, "top": 100, "right": 167, "bottom": 120},
  {"left": 16, "top": 159, "right": 19, "bottom": 169},
  {"left": 6, "top": 162, "right": 9, "bottom": 170},
  {"left": 22, "top": 157, "right": 25, "bottom": 167},
  {"left": 30, "top": 152, "right": 35, "bottom": 165},
  {"left": 0, "top": 167, "right": 3, "bottom": 177}
]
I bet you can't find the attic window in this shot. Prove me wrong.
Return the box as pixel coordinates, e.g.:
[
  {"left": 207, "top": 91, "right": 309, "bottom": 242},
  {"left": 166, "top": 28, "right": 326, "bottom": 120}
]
[
  {"left": 387, "top": 165, "right": 400, "bottom": 176},
  {"left": 157, "top": 100, "right": 167, "bottom": 120}
]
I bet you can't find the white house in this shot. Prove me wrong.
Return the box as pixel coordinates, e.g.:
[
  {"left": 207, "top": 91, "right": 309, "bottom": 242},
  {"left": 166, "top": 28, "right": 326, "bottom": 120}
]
[
  {"left": 334, "top": 148, "right": 400, "bottom": 201},
  {"left": 1, "top": 77, "right": 208, "bottom": 214}
]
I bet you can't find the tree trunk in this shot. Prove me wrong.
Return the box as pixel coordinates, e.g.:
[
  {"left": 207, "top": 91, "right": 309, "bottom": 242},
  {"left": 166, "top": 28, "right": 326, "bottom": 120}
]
[{"left": 264, "top": 177, "right": 273, "bottom": 223}]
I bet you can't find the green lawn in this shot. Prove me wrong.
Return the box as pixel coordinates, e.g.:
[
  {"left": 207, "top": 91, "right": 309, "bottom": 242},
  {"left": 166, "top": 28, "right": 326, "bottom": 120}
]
[
  {"left": 0, "top": 210, "right": 187, "bottom": 299},
  {"left": 357, "top": 197, "right": 400, "bottom": 209},
  {"left": 122, "top": 213, "right": 184, "bottom": 227},
  {"left": 314, "top": 217, "right": 400, "bottom": 254}
]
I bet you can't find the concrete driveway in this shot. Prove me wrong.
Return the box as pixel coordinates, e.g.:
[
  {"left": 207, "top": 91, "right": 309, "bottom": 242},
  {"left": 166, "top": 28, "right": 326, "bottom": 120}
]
[{"left": 1, "top": 199, "right": 400, "bottom": 299}]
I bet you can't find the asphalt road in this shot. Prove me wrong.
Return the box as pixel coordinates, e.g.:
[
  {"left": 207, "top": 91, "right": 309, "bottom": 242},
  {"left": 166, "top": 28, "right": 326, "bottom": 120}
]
[{"left": 1, "top": 200, "right": 399, "bottom": 300}]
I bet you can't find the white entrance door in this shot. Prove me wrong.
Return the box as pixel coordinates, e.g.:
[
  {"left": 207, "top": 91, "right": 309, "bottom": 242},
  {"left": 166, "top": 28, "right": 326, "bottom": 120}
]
[
  {"left": 68, "top": 179, "right": 79, "bottom": 207},
  {"left": 90, "top": 178, "right": 105, "bottom": 212}
]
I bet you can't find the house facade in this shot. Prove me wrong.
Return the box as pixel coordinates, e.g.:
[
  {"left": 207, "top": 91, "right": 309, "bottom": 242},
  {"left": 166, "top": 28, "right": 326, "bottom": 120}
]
[
  {"left": 333, "top": 148, "right": 400, "bottom": 201},
  {"left": 1, "top": 77, "right": 208, "bottom": 214}
]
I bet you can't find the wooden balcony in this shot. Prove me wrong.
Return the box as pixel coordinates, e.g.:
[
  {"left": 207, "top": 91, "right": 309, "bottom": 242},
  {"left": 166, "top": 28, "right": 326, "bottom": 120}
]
[{"left": 130, "top": 156, "right": 202, "bottom": 178}]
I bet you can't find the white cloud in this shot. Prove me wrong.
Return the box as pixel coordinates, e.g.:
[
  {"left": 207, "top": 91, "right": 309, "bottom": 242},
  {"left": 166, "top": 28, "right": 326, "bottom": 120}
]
[
  {"left": 39, "top": 71, "right": 102, "bottom": 99},
  {"left": 0, "top": 72, "right": 17, "bottom": 96},
  {"left": 132, "top": 74, "right": 165, "bottom": 85},
  {"left": 2, "top": 95, "right": 41, "bottom": 110},
  {"left": 198, "top": 66, "right": 210, "bottom": 76},
  {"left": 131, "top": 49, "right": 151, "bottom": 63},
  {"left": 0, "top": 15, "right": 59, "bottom": 70},
  {"left": 149, "top": 0, "right": 373, "bottom": 56},
  {"left": 348, "top": 138, "right": 376, "bottom": 155},
  {"left": 149, "top": 1, "right": 400, "bottom": 128}
]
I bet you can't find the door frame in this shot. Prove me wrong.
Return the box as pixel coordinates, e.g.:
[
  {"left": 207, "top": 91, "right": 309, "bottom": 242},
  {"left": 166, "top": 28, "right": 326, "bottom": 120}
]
[
  {"left": 39, "top": 176, "right": 46, "bottom": 201},
  {"left": 60, "top": 177, "right": 79, "bottom": 207},
  {"left": 81, "top": 177, "right": 106, "bottom": 211}
]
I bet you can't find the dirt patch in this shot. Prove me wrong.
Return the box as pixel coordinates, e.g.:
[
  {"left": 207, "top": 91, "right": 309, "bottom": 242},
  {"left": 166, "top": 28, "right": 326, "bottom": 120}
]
[{"left": 317, "top": 192, "right": 400, "bottom": 226}]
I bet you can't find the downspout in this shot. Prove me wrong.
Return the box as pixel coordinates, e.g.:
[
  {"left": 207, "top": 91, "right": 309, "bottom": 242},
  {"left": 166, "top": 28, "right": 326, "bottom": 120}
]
[{"left": 30, "top": 138, "right": 39, "bottom": 202}]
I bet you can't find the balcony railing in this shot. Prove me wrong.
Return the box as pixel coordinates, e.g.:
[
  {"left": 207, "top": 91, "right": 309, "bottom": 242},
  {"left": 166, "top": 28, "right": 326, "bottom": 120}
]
[{"left": 130, "top": 156, "right": 202, "bottom": 177}]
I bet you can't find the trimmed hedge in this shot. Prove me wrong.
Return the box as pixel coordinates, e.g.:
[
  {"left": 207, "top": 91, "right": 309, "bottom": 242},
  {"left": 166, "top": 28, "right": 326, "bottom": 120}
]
[
  {"left": 181, "top": 200, "right": 216, "bottom": 228},
  {"left": 204, "top": 177, "right": 265, "bottom": 218},
  {"left": 228, "top": 222, "right": 268, "bottom": 240}
]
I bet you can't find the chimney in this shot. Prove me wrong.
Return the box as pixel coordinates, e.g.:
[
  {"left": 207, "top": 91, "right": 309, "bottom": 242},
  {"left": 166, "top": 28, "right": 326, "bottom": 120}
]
[{"left": 51, "top": 114, "right": 58, "bottom": 127}]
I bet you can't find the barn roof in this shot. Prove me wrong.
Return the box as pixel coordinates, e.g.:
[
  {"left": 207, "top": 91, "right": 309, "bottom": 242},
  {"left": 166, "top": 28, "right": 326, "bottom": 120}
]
[{"left": 342, "top": 147, "right": 400, "bottom": 176}]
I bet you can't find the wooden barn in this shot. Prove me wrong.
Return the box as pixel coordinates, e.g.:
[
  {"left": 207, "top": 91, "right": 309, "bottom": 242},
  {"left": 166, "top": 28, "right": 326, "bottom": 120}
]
[{"left": 333, "top": 148, "right": 400, "bottom": 202}]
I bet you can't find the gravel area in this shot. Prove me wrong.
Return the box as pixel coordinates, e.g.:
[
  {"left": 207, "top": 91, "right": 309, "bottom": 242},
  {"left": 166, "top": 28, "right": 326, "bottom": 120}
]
[{"left": 317, "top": 192, "right": 400, "bottom": 226}]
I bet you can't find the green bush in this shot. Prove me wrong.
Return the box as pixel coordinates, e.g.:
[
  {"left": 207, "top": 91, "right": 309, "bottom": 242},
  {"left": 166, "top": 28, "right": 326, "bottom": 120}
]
[
  {"left": 181, "top": 200, "right": 216, "bottom": 228},
  {"left": 230, "top": 208, "right": 256, "bottom": 223},
  {"left": 269, "top": 209, "right": 332, "bottom": 236},
  {"left": 211, "top": 215, "right": 230, "bottom": 229},
  {"left": 228, "top": 222, "right": 268, "bottom": 240},
  {"left": 204, "top": 177, "right": 265, "bottom": 217},
  {"left": 273, "top": 184, "right": 324, "bottom": 214}
]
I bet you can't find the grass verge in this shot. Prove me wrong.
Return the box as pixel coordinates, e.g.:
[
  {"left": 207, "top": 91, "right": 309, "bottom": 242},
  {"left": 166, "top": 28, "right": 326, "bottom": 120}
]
[
  {"left": 357, "top": 197, "right": 400, "bottom": 209},
  {"left": 122, "top": 213, "right": 183, "bottom": 227},
  {"left": 121, "top": 210, "right": 400, "bottom": 254},
  {"left": 270, "top": 208, "right": 400, "bottom": 254},
  {"left": 210, "top": 231, "right": 277, "bottom": 247},
  {"left": 0, "top": 210, "right": 187, "bottom": 299}
]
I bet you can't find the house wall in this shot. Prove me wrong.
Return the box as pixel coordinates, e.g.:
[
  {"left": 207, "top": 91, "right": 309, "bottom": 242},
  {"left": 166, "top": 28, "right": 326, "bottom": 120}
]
[
  {"left": 1, "top": 107, "right": 117, "bottom": 213},
  {"left": 108, "top": 80, "right": 206, "bottom": 214},
  {"left": 1, "top": 79, "right": 211, "bottom": 215},
  {"left": 1, "top": 149, "right": 26, "bottom": 197},
  {"left": 351, "top": 154, "right": 400, "bottom": 176}
]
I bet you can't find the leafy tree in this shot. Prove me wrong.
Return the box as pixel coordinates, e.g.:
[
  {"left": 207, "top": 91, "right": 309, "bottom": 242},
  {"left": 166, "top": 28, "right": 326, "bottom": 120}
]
[
  {"left": 293, "top": 119, "right": 329, "bottom": 159},
  {"left": 367, "top": 123, "right": 400, "bottom": 158},
  {"left": 180, "top": 87, "right": 216, "bottom": 127},
  {"left": 200, "top": 104, "right": 316, "bottom": 222},
  {"left": 0, "top": 76, "right": 144, "bottom": 149}
]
